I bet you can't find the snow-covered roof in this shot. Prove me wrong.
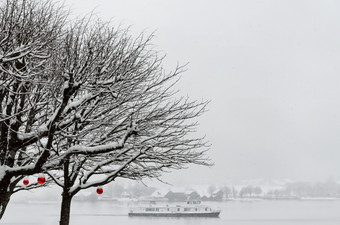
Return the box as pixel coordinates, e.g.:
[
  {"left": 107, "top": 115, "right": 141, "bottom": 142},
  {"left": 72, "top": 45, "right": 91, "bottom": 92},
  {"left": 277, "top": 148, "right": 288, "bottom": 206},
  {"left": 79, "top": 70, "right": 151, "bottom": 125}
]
[{"left": 151, "top": 189, "right": 170, "bottom": 197}]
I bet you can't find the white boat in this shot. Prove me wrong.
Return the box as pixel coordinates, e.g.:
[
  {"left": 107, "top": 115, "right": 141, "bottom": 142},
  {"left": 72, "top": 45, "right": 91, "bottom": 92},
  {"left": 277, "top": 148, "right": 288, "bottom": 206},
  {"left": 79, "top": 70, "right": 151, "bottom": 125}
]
[{"left": 128, "top": 200, "right": 221, "bottom": 217}]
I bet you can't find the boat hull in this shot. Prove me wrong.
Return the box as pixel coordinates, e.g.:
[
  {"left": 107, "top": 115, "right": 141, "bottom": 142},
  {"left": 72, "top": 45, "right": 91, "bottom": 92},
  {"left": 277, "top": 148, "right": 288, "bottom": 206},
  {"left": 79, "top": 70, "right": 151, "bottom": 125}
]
[{"left": 128, "top": 211, "right": 220, "bottom": 217}]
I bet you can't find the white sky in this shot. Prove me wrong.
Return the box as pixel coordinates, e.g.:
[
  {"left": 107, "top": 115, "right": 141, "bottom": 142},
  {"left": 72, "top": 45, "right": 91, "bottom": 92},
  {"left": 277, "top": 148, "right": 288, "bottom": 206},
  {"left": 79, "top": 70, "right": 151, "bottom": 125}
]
[{"left": 64, "top": 0, "right": 340, "bottom": 185}]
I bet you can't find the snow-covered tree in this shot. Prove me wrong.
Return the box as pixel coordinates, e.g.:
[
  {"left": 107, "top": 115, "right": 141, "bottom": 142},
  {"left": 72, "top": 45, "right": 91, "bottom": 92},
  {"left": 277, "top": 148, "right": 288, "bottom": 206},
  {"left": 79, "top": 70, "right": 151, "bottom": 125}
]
[
  {"left": 0, "top": 0, "right": 210, "bottom": 222},
  {"left": 52, "top": 18, "right": 210, "bottom": 225}
]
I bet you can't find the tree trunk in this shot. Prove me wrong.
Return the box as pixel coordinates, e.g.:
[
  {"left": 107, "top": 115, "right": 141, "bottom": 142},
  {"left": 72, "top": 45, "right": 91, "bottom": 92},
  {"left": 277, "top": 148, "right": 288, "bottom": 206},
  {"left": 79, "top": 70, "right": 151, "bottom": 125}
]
[
  {"left": 0, "top": 175, "right": 12, "bottom": 220},
  {"left": 59, "top": 193, "right": 73, "bottom": 225},
  {"left": 0, "top": 195, "right": 10, "bottom": 220}
]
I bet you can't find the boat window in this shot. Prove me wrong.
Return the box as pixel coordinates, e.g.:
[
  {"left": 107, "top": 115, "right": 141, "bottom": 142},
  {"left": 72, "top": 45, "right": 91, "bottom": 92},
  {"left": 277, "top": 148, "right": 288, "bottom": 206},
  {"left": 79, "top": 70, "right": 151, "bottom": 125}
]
[
  {"left": 195, "top": 208, "right": 198, "bottom": 211},
  {"left": 146, "top": 208, "right": 155, "bottom": 211},
  {"left": 205, "top": 208, "right": 208, "bottom": 211},
  {"left": 177, "top": 208, "right": 180, "bottom": 212},
  {"left": 184, "top": 208, "right": 191, "bottom": 211}
]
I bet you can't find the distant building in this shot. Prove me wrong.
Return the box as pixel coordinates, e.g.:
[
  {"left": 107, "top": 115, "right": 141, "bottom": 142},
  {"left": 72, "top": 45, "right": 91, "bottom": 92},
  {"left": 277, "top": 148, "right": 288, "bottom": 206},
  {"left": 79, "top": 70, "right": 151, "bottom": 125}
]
[
  {"left": 211, "top": 190, "right": 224, "bottom": 201},
  {"left": 187, "top": 191, "right": 201, "bottom": 201},
  {"left": 165, "top": 191, "right": 187, "bottom": 202},
  {"left": 148, "top": 189, "right": 202, "bottom": 202}
]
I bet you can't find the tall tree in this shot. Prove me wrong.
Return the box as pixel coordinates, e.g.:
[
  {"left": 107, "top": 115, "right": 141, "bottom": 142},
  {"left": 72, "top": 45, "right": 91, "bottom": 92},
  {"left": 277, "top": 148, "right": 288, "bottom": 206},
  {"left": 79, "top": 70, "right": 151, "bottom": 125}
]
[{"left": 47, "top": 17, "right": 210, "bottom": 225}]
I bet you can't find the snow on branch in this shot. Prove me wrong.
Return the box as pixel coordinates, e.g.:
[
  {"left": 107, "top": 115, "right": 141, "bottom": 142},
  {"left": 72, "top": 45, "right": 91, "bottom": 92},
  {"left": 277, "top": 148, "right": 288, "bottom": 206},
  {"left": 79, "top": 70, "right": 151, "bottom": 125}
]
[{"left": 62, "top": 125, "right": 138, "bottom": 157}]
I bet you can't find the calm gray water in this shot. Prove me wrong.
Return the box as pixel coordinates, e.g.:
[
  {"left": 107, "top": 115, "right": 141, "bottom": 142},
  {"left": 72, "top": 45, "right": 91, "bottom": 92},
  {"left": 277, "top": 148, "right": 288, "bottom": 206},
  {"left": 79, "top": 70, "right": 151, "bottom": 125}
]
[{"left": 2, "top": 200, "right": 340, "bottom": 225}]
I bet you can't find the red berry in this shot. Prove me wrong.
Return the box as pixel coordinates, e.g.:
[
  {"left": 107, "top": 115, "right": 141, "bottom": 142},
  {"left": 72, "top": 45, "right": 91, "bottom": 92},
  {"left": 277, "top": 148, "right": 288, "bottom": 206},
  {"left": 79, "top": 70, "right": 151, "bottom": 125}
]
[
  {"left": 97, "top": 188, "right": 103, "bottom": 194},
  {"left": 37, "top": 177, "right": 45, "bottom": 184},
  {"left": 23, "top": 179, "right": 29, "bottom": 185}
]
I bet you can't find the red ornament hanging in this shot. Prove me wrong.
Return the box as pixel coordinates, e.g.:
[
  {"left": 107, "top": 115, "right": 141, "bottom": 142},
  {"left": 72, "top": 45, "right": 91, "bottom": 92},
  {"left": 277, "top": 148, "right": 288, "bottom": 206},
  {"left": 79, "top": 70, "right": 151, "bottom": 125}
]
[
  {"left": 37, "top": 176, "right": 45, "bottom": 184},
  {"left": 23, "top": 179, "right": 29, "bottom": 185},
  {"left": 96, "top": 187, "right": 103, "bottom": 195}
]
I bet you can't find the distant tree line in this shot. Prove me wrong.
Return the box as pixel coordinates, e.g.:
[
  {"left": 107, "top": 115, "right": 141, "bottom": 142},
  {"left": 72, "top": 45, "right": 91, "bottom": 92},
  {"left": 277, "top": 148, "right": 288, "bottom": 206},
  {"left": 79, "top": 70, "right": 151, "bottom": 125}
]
[
  {"left": 267, "top": 180, "right": 340, "bottom": 199},
  {"left": 35, "top": 180, "right": 340, "bottom": 203}
]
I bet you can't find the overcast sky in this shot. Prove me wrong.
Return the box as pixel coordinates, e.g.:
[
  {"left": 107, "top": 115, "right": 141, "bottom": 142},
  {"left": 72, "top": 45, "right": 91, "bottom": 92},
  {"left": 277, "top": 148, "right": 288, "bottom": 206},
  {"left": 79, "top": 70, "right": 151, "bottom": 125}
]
[{"left": 64, "top": 0, "right": 340, "bottom": 185}]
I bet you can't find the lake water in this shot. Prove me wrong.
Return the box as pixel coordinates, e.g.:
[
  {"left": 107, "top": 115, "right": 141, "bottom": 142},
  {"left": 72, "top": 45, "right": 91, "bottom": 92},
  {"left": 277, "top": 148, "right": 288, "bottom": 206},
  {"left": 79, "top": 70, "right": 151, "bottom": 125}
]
[{"left": 2, "top": 200, "right": 340, "bottom": 225}]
